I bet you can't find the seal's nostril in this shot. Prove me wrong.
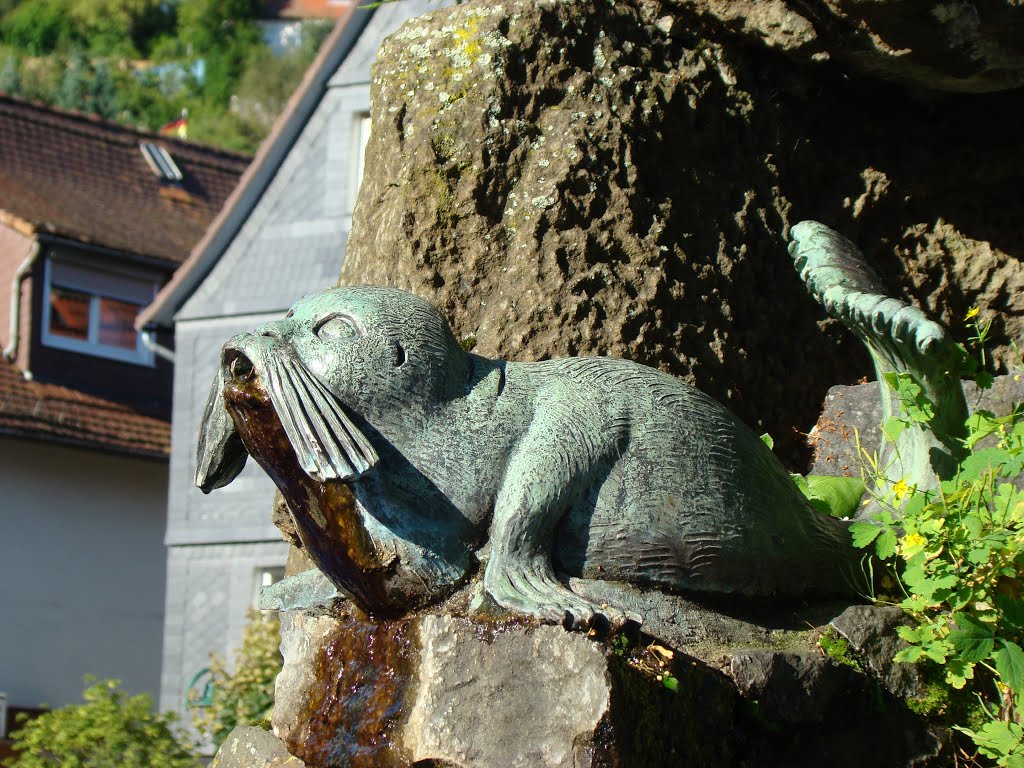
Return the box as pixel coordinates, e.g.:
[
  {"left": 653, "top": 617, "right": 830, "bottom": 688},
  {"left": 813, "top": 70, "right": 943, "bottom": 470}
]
[
  {"left": 260, "top": 328, "right": 280, "bottom": 339},
  {"left": 229, "top": 353, "right": 254, "bottom": 380}
]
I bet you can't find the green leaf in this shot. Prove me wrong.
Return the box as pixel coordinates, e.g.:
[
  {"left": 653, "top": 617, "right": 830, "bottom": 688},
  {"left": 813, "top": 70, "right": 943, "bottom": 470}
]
[
  {"left": 894, "top": 646, "right": 925, "bottom": 663},
  {"left": 882, "top": 416, "right": 906, "bottom": 444},
  {"left": 948, "top": 614, "right": 995, "bottom": 663},
  {"left": 801, "top": 475, "right": 866, "bottom": 519},
  {"left": 875, "top": 529, "right": 898, "bottom": 560},
  {"left": 759, "top": 433, "right": 774, "bottom": 451},
  {"left": 966, "top": 720, "right": 1024, "bottom": 762},
  {"left": 661, "top": 675, "right": 679, "bottom": 692},
  {"left": 850, "top": 521, "right": 881, "bottom": 549},
  {"left": 995, "top": 641, "right": 1024, "bottom": 694}
]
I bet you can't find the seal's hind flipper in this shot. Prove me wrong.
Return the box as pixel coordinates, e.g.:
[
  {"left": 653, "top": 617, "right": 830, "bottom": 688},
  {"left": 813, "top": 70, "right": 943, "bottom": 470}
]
[{"left": 789, "top": 221, "right": 968, "bottom": 499}]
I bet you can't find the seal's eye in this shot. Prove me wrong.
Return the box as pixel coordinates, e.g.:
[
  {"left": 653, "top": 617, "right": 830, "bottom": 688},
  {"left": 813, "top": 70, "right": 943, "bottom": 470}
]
[{"left": 315, "top": 313, "right": 360, "bottom": 341}]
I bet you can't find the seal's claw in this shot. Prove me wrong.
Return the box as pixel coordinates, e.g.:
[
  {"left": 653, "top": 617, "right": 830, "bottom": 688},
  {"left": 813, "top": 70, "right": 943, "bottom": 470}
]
[{"left": 484, "top": 557, "right": 632, "bottom": 632}]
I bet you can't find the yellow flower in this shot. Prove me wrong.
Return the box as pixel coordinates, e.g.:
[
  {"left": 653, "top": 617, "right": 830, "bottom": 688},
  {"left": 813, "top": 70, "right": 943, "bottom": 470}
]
[
  {"left": 892, "top": 479, "right": 911, "bottom": 501},
  {"left": 965, "top": 307, "right": 980, "bottom": 320},
  {"left": 899, "top": 532, "right": 927, "bottom": 557}
]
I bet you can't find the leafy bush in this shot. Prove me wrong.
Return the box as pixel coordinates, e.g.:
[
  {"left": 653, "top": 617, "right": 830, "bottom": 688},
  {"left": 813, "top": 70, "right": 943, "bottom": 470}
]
[
  {"left": 852, "top": 315, "right": 1023, "bottom": 767},
  {"left": 189, "top": 610, "right": 282, "bottom": 749},
  {"left": 7, "top": 678, "right": 197, "bottom": 768}
]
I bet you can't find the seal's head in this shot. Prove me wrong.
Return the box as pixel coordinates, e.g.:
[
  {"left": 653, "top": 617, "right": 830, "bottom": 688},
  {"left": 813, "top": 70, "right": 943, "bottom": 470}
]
[
  {"left": 196, "top": 286, "right": 471, "bottom": 490},
  {"left": 194, "top": 286, "right": 475, "bottom": 616}
]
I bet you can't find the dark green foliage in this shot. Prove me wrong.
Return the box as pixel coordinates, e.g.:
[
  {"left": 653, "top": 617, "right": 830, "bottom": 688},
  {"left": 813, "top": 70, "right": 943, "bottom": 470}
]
[{"left": 1, "top": 0, "right": 79, "bottom": 55}]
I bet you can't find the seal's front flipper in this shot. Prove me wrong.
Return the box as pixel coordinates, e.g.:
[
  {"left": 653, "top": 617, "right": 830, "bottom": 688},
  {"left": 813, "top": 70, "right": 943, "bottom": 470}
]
[
  {"left": 484, "top": 384, "right": 643, "bottom": 631},
  {"left": 789, "top": 221, "right": 968, "bottom": 495}
]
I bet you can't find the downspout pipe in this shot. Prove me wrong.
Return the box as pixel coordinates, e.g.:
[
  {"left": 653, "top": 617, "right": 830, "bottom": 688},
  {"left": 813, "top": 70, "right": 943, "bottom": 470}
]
[
  {"left": 141, "top": 327, "right": 175, "bottom": 363},
  {"left": 4, "top": 240, "right": 41, "bottom": 363}
]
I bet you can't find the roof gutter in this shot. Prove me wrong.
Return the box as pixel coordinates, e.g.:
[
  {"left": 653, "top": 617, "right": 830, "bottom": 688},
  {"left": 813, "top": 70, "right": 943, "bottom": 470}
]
[
  {"left": 4, "top": 239, "right": 41, "bottom": 363},
  {"left": 136, "top": 3, "right": 376, "bottom": 332}
]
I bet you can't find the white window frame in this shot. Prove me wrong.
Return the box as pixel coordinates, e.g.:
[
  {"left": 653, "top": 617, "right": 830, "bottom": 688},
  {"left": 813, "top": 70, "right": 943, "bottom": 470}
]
[
  {"left": 351, "top": 112, "right": 372, "bottom": 210},
  {"left": 41, "top": 253, "right": 159, "bottom": 367},
  {"left": 253, "top": 565, "right": 286, "bottom": 610}
]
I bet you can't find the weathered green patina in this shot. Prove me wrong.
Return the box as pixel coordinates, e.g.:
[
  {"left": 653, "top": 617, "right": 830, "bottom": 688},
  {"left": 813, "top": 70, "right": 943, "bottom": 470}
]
[
  {"left": 790, "top": 221, "right": 968, "bottom": 498},
  {"left": 196, "top": 221, "right": 962, "bottom": 628}
]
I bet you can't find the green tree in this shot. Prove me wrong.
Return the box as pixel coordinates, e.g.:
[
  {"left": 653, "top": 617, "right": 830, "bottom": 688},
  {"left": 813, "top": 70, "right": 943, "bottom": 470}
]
[
  {"left": 0, "top": 51, "right": 21, "bottom": 94},
  {"left": 7, "top": 678, "right": 198, "bottom": 768},
  {"left": 177, "top": 0, "right": 261, "bottom": 106},
  {"left": 54, "top": 51, "right": 118, "bottom": 119},
  {"left": 68, "top": 0, "right": 176, "bottom": 58},
  {"left": 1, "top": 0, "right": 80, "bottom": 55}
]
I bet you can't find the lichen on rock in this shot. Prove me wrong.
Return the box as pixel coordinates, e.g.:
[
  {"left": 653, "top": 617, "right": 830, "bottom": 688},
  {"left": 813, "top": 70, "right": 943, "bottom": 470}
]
[{"left": 342, "top": 0, "right": 1024, "bottom": 465}]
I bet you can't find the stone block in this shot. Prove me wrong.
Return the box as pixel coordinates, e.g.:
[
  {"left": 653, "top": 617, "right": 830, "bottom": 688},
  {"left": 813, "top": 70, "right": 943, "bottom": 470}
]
[
  {"left": 211, "top": 725, "right": 306, "bottom": 767},
  {"left": 268, "top": 589, "right": 948, "bottom": 768}
]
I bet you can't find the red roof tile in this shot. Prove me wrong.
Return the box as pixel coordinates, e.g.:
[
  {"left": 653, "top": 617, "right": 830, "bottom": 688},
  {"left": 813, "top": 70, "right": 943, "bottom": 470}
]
[
  {"left": 0, "top": 95, "right": 250, "bottom": 263},
  {"left": 261, "top": 0, "right": 353, "bottom": 19},
  {"left": 0, "top": 359, "right": 170, "bottom": 458}
]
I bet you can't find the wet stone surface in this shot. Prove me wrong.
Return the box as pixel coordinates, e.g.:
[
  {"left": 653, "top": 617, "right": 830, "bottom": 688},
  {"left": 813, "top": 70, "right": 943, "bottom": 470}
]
[{"left": 267, "top": 590, "right": 950, "bottom": 768}]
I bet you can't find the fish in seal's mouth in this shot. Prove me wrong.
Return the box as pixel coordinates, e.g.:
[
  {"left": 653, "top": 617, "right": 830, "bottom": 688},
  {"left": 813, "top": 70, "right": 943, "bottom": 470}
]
[{"left": 195, "top": 332, "right": 379, "bottom": 493}]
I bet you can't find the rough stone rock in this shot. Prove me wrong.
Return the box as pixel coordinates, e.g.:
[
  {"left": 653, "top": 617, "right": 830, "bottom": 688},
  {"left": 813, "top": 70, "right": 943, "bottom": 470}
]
[
  {"left": 669, "top": 0, "right": 1024, "bottom": 93},
  {"left": 830, "top": 604, "right": 921, "bottom": 699},
  {"left": 267, "top": 582, "right": 949, "bottom": 767},
  {"left": 343, "top": 0, "right": 1024, "bottom": 467},
  {"left": 810, "top": 373, "right": 1024, "bottom": 479},
  {"left": 211, "top": 725, "right": 306, "bottom": 768},
  {"left": 726, "top": 649, "right": 861, "bottom": 723}
]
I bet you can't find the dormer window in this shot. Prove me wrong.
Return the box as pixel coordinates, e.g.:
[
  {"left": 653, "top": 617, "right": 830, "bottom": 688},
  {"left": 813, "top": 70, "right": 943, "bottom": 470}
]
[{"left": 42, "top": 253, "right": 159, "bottom": 366}]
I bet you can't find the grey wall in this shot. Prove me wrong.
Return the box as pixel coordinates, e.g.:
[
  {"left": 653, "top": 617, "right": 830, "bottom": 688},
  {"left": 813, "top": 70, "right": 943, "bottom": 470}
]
[
  {"left": 159, "top": 0, "right": 454, "bottom": 719},
  {"left": 0, "top": 437, "right": 167, "bottom": 708}
]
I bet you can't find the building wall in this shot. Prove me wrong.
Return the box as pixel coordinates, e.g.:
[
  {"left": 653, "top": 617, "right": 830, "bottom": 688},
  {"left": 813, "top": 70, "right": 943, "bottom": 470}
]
[
  {"left": 160, "top": 0, "right": 453, "bottom": 717},
  {"left": 0, "top": 436, "right": 167, "bottom": 709},
  {"left": 159, "top": 540, "right": 288, "bottom": 715}
]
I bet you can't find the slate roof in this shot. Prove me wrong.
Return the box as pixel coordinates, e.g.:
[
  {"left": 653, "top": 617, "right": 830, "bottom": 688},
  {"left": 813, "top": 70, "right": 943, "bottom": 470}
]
[
  {"left": 0, "top": 95, "right": 250, "bottom": 263},
  {"left": 0, "top": 360, "right": 170, "bottom": 458}
]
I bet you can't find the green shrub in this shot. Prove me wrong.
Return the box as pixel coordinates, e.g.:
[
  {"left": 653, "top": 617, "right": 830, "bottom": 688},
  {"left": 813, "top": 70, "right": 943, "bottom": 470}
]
[
  {"left": 852, "top": 314, "right": 1023, "bottom": 767},
  {"left": 189, "top": 610, "right": 282, "bottom": 749},
  {"left": 7, "top": 678, "right": 197, "bottom": 768}
]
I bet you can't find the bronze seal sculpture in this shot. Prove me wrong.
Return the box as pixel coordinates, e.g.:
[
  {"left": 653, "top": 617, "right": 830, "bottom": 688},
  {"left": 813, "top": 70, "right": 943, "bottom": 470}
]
[{"left": 195, "top": 221, "right": 967, "bottom": 628}]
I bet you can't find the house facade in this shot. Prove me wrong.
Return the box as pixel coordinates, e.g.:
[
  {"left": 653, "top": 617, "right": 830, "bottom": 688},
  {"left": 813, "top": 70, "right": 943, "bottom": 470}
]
[
  {"left": 138, "top": 0, "right": 452, "bottom": 716},
  {"left": 0, "top": 96, "right": 247, "bottom": 719}
]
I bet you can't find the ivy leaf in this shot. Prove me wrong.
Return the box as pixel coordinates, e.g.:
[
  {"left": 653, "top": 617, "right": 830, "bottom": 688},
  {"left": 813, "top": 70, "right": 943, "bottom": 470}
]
[
  {"left": 974, "top": 370, "right": 995, "bottom": 390},
  {"left": 959, "top": 448, "right": 1003, "bottom": 483},
  {"left": 995, "top": 641, "right": 1024, "bottom": 694},
  {"left": 944, "top": 657, "right": 974, "bottom": 688},
  {"left": 948, "top": 614, "right": 995, "bottom": 663}
]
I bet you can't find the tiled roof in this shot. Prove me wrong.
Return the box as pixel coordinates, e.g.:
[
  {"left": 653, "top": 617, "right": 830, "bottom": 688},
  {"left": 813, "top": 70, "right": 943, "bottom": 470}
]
[
  {"left": 0, "top": 360, "right": 170, "bottom": 458},
  {"left": 0, "top": 95, "right": 250, "bottom": 263}
]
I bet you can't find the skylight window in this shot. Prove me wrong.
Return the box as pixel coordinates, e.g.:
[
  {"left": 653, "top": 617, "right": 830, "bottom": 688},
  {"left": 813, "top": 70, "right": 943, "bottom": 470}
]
[{"left": 139, "top": 142, "right": 183, "bottom": 182}]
